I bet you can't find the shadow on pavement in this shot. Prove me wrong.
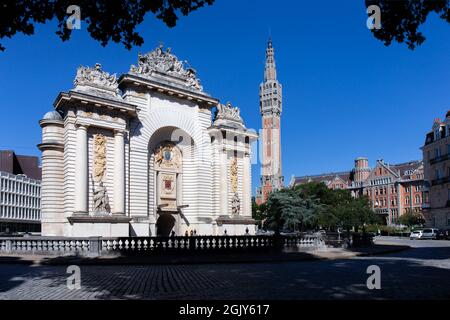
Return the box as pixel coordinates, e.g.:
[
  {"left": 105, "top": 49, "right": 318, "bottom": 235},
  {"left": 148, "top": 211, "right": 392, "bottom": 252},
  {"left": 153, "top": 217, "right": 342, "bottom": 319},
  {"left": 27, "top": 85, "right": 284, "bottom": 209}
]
[{"left": 1, "top": 245, "right": 449, "bottom": 300}]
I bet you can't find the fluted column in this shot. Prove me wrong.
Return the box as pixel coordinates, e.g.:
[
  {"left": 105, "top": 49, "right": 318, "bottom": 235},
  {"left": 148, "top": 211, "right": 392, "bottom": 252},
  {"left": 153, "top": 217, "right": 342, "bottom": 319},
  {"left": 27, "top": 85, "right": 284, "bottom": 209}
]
[
  {"left": 74, "top": 125, "right": 88, "bottom": 214},
  {"left": 114, "top": 130, "right": 125, "bottom": 215},
  {"left": 220, "top": 149, "right": 228, "bottom": 215},
  {"left": 243, "top": 152, "right": 252, "bottom": 217}
]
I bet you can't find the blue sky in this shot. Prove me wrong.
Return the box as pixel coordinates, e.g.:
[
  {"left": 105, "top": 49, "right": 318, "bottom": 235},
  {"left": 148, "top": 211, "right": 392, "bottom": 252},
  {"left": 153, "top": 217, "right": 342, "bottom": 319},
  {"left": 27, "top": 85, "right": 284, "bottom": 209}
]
[{"left": 0, "top": 0, "right": 449, "bottom": 193}]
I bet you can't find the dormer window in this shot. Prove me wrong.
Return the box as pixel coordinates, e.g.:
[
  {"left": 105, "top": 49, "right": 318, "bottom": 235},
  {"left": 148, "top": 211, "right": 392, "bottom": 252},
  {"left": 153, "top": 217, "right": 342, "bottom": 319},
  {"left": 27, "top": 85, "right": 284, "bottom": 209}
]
[{"left": 435, "top": 127, "right": 441, "bottom": 141}]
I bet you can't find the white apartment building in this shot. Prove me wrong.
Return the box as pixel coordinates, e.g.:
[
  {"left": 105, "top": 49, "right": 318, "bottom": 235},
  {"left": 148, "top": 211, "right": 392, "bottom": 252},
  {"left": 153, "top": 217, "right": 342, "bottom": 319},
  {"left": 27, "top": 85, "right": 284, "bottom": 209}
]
[{"left": 0, "top": 171, "right": 41, "bottom": 233}]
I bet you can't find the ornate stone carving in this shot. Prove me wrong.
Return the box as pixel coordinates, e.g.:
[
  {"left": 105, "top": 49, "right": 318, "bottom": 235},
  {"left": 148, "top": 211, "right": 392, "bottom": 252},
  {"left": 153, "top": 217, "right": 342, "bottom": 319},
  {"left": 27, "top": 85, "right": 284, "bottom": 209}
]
[
  {"left": 231, "top": 193, "right": 241, "bottom": 216},
  {"left": 93, "top": 181, "right": 110, "bottom": 214},
  {"left": 74, "top": 63, "right": 121, "bottom": 96},
  {"left": 129, "top": 45, "right": 203, "bottom": 92},
  {"left": 215, "top": 102, "right": 243, "bottom": 122},
  {"left": 153, "top": 142, "right": 182, "bottom": 170},
  {"left": 93, "top": 134, "right": 107, "bottom": 182},
  {"left": 230, "top": 157, "right": 238, "bottom": 193}
]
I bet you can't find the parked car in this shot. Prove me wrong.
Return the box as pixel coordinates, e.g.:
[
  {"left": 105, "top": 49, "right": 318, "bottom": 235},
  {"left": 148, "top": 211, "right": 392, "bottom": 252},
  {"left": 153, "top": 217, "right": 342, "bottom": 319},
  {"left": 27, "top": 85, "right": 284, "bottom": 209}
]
[
  {"left": 437, "top": 229, "right": 450, "bottom": 240},
  {"left": 421, "top": 228, "right": 439, "bottom": 240},
  {"left": 410, "top": 230, "right": 423, "bottom": 240}
]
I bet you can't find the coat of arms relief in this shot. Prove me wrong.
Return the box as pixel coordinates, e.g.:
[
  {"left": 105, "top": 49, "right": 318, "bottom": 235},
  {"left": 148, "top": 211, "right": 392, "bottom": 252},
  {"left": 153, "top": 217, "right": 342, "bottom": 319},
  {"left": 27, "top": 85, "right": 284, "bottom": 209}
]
[
  {"left": 153, "top": 143, "right": 182, "bottom": 171},
  {"left": 153, "top": 142, "right": 182, "bottom": 212}
]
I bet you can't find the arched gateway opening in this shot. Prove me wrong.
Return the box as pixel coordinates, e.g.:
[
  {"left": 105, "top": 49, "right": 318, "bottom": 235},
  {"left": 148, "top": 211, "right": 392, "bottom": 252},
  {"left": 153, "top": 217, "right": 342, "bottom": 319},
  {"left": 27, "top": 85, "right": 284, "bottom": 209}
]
[
  {"left": 156, "top": 212, "right": 176, "bottom": 237},
  {"left": 149, "top": 126, "right": 194, "bottom": 236}
]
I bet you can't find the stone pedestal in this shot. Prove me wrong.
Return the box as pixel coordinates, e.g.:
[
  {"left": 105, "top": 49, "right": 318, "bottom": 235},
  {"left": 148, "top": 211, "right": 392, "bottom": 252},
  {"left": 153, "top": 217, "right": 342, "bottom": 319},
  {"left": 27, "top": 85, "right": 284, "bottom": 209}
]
[{"left": 68, "top": 215, "right": 131, "bottom": 237}]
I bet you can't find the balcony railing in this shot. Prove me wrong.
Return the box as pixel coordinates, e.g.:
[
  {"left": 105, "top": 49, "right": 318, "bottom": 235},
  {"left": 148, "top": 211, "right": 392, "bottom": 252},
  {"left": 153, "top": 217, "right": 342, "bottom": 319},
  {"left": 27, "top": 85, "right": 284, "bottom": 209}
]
[{"left": 430, "top": 153, "right": 450, "bottom": 165}]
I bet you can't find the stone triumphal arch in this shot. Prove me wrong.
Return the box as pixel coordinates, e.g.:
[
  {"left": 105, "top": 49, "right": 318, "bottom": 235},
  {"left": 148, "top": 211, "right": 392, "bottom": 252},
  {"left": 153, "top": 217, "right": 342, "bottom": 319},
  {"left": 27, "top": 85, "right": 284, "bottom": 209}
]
[{"left": 39, "top": 45, "right": 258, "bottom": 237}]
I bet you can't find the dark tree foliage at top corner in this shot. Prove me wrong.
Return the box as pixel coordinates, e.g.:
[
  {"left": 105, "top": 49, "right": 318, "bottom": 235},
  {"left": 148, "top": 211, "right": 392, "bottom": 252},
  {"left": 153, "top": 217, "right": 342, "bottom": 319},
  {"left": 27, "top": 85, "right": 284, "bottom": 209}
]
[
  {"left": 365, "top": 0, "right": 450, "bottom": 49},
  {"left": 0, "top": 0, "right": 215, "bottom": 51}
]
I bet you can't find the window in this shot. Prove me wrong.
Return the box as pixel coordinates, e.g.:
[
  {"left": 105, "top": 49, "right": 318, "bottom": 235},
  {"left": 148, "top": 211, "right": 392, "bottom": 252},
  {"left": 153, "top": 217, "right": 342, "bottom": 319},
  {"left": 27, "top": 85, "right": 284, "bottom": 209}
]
[
  {"left": 435, "top": 148, "right": 441, "bottom": 158},
  {"left": 415, "top": 195, "right": 420, "bottom": 204},
  {"left": 436, "top": 169, "right": 441, "bottom": 180},
  {"left": 405, "top": 196, "right": 410, "bottom": 205}
]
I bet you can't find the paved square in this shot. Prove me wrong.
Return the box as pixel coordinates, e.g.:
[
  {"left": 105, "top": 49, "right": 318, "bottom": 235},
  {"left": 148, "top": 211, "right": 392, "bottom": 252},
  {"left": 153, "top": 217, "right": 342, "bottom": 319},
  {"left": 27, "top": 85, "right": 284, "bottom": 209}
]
[{"left": 1, "top": 239, "right": 450, "bottom": 300}]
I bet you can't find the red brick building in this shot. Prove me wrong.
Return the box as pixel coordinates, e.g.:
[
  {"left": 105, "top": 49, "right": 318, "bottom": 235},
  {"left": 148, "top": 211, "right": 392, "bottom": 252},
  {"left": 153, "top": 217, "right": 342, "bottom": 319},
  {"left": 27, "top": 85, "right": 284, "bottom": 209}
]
[{"left": 290, "top": 157, "right": 427, "bottom": 225}]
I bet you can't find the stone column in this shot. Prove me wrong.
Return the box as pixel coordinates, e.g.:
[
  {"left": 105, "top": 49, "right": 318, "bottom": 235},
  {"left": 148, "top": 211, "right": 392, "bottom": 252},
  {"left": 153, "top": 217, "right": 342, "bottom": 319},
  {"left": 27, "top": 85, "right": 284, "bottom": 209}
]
[
  {"left": 113, "top": 130, "right": 125, "bottom": 215},
  {"left": 242, "top": 152, "right": 252, "bottom": 217},
  {"left": 74, "top": 125, "right": 88, "bottom": 214},
  {"left": 38, "top": 118, "right": 65, "bottom": 236},
  {"left": 220, "top": 149, "right": 228, "bottom": 215}
]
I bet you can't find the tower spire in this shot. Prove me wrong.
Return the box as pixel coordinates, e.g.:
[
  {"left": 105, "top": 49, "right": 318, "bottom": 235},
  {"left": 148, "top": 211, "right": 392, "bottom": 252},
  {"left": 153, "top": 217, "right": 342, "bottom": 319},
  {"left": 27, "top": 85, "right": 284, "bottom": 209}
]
[{"left": 264, "top": 37, "right": 277, "bottom": 81}]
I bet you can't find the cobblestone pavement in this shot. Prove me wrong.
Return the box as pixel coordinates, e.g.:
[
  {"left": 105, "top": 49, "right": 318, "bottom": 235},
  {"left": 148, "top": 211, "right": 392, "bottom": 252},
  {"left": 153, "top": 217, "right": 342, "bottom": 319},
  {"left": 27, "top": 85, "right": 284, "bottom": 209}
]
[{"left": 1, "top": 240, "right": 450, "bottom": 300}]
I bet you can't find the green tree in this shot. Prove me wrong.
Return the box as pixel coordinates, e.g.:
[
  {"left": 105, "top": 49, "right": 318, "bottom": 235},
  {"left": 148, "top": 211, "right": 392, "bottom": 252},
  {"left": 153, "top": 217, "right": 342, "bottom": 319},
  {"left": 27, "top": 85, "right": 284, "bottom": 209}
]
[
  {"left": 366, "top": 0, "right": 450, "bottom": 50},
  {"left": 348, "top": 196, "right": 381, "bottom": 232},
  {"left": 0, "top": 0, "right": 215, "bottom": 51},
  {"left": 399, "top": 211, "right": 426, "bottom": 227},
  {"left": 262, "top": 182, "right": 380, "bottom": 234},
  {"left": 264, "top": 189, "right": 303, "bottom": 234},
  {"left": 252, "top": 200, "right": 267, "bottom": 229},
  {"left": 263, "top": 187, "right": 325, "bottom": 233},
  {"left": 294, "top": 182, "right": 379, "bottom": 232}
]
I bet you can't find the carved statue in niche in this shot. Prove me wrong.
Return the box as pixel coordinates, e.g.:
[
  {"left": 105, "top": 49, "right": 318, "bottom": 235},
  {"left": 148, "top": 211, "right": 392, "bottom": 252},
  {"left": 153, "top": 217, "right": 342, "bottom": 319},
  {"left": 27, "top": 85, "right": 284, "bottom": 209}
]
[
  {"left": 230, "top": 157, "right": 240, "bottom": 216},
  {"left": 92, "top": 134, "right": 110, "bottom": 214},
  {"left": 93, "top": 181, "right": 110, "bottom": 213},
  {"left": 231, "top": 193, "right": 241, "bottom": 216},
  {"left": 230, "top": 157, "right": 238, "bottom": 193},
  {"left": 93, "top": 134, "right": 107, "bottom": 182}
]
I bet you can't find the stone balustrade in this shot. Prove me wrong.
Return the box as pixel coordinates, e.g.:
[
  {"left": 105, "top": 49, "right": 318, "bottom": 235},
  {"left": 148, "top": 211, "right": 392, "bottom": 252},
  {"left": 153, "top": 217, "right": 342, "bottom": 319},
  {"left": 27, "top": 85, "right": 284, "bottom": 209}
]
[
  {"left": 0, "top": 235, "right": 323, "bottom": 257},
  {"left": 0, "top": 237, "right": 91, "bottom": 256}
]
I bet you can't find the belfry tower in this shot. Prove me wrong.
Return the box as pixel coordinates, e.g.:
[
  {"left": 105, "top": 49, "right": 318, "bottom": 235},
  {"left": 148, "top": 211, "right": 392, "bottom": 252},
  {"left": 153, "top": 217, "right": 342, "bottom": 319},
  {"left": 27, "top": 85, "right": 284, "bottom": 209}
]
[{"left": 256, "top": 38, "right": 284, "bottom": 204}]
